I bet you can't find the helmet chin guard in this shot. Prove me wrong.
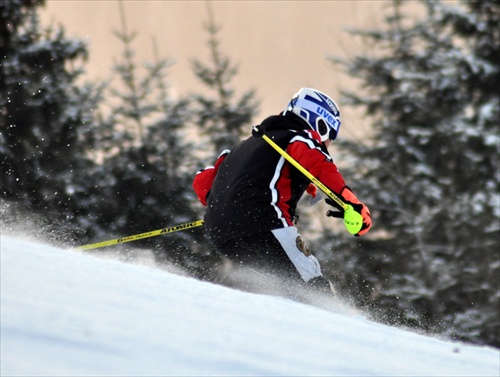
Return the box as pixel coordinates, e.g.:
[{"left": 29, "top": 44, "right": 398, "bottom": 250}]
[{"left": 287, "top": 88, "right": 341, "bottom": 142}]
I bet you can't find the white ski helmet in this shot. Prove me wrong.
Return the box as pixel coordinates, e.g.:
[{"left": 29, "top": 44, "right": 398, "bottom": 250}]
[{"left": 286, "top": 88, "right": 341, "bottom": 142}]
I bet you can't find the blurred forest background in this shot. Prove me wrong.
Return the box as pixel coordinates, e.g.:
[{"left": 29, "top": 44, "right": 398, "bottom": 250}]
[{"left": 1, "top": 0, "right": 498, "bottom": 349}]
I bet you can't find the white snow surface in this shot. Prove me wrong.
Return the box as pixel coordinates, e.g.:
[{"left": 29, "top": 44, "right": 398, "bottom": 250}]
[{"left": 1, "top": 235, "right": 499, "bottom": 377}]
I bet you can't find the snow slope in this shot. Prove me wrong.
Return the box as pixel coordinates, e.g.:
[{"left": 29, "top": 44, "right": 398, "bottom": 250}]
[{"left": 1, "top": 235, "right": 499, "bottom": 376}]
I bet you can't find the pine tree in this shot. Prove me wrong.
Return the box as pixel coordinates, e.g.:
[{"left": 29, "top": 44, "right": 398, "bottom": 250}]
[
  {"left": 328, "top": 0, "right": 499, "bottom": 347},
  {"left": 1, "top": 0, "right": 104, "bottom": 242},
  {"left": 86, "top": 4, "right": 209, "bottom": 275},
  {"left": 190, "top": 3, "right": 259, "bottom": 160}
]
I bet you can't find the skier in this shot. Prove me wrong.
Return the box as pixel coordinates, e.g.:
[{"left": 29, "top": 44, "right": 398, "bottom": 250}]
[{"left": 193, "top": 88, "right": 372, "bottom": 294}]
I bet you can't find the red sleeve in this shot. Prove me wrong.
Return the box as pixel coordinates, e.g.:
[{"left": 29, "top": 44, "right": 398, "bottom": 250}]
[
  {"left": 192, "top": 150, "right": 229, "bottom": 206},
  {"left": 287, "top": 134, "right": 346, "bottom": 195}
]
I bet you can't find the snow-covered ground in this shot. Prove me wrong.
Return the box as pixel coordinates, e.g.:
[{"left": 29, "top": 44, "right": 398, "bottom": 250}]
[{"left": 1, "top": 235, "right": 499, "bottom": 376}]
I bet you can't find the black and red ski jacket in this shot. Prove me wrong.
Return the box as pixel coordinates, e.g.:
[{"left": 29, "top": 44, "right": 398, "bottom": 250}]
[{"left": 193, "top": 111, "right": 347, "bottom": 247}]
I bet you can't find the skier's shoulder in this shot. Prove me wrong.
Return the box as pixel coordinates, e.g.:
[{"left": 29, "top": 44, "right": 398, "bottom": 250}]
[
  {"left": 259, "top": 111, "right": 310, "bottom": 136},
  {"left": 259, "top": 113, "right": 291, "bottom": 132}
]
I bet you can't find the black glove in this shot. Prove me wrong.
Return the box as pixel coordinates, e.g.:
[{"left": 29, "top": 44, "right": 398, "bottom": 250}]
[{"left": 325, "top": 198, "right": 344, "bottom": 219}]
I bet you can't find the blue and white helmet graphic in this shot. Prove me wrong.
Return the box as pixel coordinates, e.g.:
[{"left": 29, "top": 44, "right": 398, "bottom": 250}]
[{"left": 286, "top": 88, "right": 341, "bottom": 142}]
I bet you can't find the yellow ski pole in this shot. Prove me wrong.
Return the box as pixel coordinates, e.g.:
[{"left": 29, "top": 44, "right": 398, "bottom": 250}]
[
  {"left": 77, "top": 220, "right": 205, "bottom": 251},
  {"left": 253, "top": 126, "right": 363, "bottom": 235}
]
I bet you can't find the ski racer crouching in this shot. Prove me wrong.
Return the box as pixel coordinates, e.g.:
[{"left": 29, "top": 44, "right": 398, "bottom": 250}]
[{"left": 192, "top": 88, "right": 372, "bottom": 295}]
